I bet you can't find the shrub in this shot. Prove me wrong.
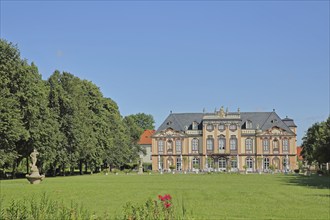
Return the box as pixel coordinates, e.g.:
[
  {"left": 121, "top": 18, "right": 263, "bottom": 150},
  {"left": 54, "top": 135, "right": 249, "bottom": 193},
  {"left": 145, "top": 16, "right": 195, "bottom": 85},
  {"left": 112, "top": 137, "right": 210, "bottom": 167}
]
[
  {"left": 294, "top": 169, "right": 299, "bottom": 174},
  {"left": 0, "top": 193, "right": 104, "bottom": 220},
  {"left": 317, "top": 170, "right": 324, "bottom": 175},
  {"left": 123, "top": 194, "right": 175, "bottom": 220}
]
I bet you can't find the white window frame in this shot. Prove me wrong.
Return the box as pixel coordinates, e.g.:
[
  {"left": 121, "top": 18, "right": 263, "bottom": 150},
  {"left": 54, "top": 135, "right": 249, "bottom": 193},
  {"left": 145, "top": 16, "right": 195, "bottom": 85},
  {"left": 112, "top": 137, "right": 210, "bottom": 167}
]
[
  {"left": 263, "top": 158, "right": 270, "bottom": 170},
  {"left": 282, "top": 139, "right": 289, "bottom": 152},
  {"left": 176, "top": 140, "right": 182, "bottom": 153},
  {"left": 192, "top": 138, "right": 199, "bottom": 152},
  {"left": 263, "top": 139, "right": 269, "bottom": 152},
  {"left": 176, "top": 158, "right": 182, "bottom": 171},
  {"left": 246, "top": 157, "right": 253, "bottom": 170},
  {"left": 207, "top": 138, "right": 214, "bottom": 151},
  {"left": 245, "top": 138, "right": 253, "bottom": 151},
  {"left": 218, "top": 157, "right": 227, "bottom": 171},
  {"left": 218, "top": 137, "right": 226, "bottom": 150},
  {"left": 158, "top": 140, "right": 164, "bottom": 153},
  {"left": 230, "top": 136, "right": 237, "bottom": 151}
]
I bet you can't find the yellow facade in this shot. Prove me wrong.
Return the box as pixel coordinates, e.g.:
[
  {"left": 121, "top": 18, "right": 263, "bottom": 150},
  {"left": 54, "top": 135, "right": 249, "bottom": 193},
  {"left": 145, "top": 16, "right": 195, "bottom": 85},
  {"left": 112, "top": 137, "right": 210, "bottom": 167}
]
[{"left": 152, "top": 109, "right": 297, "bottom": 173}]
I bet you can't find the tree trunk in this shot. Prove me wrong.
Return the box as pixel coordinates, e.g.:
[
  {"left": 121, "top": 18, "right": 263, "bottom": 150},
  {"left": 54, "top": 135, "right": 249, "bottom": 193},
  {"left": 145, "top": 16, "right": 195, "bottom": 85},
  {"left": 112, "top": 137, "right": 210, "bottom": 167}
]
[
  {"left": 79, "top": 160, "right": 83, "bottom": 175},
  {"left": 85, "top": 162, "right": 88, "bottom": 174},
  {"left": 11, "top": 159, "right": 18, "bottom": 179},
  {"left": 26, "top": 156, "right": 29, "bottom": 174}
]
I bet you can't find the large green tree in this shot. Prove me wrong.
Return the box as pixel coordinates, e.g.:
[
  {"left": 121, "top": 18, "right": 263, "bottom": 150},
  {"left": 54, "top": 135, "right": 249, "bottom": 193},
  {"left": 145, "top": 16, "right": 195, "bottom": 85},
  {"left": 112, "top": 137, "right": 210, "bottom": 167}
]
[
  {"left": 301, "top": 116, "right": 330, "bottom": 167},
  {"left": 1, "top": 39, "right": 154, "bottom": 177},
  {"left": 125, "top": 113, "right": 155, "bottom": 131},
  {"left": 0, "top": 39, "right": 60, "bottom": 176}
]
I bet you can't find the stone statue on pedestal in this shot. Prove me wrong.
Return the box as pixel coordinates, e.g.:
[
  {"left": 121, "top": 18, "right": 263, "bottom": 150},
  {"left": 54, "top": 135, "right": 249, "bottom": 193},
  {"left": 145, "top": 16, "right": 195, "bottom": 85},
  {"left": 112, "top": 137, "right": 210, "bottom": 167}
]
[
  {"left": 26, "top": 149, "right": 45, "bottom": 184},
  {"left": 138, "top": 158, "right": 143, "bottom": 175}
]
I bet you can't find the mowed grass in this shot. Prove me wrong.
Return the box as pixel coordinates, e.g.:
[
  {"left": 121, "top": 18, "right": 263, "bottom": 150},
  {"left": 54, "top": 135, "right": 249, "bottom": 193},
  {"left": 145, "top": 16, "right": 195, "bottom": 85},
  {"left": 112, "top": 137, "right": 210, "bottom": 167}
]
[{"left": 1, "top": 173, "right": 329, "bottom": 219}]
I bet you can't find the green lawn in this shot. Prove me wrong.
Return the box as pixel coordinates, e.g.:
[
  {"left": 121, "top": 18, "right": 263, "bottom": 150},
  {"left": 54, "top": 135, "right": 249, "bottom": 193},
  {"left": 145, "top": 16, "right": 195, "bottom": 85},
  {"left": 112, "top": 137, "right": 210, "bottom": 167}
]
[{"left": 1, "top": 173, "right": 329, "bottom": 219}]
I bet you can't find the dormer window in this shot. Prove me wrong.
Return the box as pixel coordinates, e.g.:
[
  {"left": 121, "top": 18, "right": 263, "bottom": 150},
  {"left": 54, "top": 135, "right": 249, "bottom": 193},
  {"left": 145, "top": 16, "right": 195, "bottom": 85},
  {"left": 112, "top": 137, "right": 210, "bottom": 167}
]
[
  {"left": 271, "top": 119, "right": 278, "bottom": 123},
  {"left": 246, "top": 120, "right": 252, "bottom": 129},
  {"left": 192, "top": 121, "right": 198, "bottom": 130}
]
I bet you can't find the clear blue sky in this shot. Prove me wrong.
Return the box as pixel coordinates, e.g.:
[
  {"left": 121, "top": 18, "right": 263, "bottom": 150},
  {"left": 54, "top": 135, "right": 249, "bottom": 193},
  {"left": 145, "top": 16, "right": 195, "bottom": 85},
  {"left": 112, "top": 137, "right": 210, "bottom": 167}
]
[{"left": 1, "top": 1, "right": 329, "bottom": 145}]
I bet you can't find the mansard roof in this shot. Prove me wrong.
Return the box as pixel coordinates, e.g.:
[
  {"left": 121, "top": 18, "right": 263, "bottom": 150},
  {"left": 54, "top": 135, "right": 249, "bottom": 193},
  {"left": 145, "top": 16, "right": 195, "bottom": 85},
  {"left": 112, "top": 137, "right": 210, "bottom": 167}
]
[
  {"left": 156, "top": 111, "right": 296, "bottom": 135},
  {"left": 282, "top": 116, "right": 297, "bottom": 127},
  {"left": 156, "top": 113, "right": 204, "bottom": 132}
]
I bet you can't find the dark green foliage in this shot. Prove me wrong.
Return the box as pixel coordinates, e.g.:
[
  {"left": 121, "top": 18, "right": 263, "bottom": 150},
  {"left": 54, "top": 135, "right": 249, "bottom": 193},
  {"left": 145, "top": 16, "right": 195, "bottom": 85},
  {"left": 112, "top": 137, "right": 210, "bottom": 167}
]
[
  {"left": 301, "top": 116, "right": 330, "bottom": 166},
  {"left": 0, "top": 39, "right": 154, "bottom": 177}
]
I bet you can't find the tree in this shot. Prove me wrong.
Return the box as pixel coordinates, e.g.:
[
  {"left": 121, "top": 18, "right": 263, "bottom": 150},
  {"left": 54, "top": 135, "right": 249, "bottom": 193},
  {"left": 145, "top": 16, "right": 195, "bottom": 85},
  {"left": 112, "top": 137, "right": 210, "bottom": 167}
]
[
  {"left": 125, "top": 113, "right": 155, "bottom": 131},
  {"left": 301, "top": 116, "right": 330, "bottom": 167}
]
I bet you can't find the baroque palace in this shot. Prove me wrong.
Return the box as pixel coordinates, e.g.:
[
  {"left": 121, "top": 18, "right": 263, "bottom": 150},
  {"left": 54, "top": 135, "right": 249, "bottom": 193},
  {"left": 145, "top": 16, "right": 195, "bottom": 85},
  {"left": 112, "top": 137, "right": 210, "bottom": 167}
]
[{"left": 151, "top": 107, "right": 297, "bottom": 172}]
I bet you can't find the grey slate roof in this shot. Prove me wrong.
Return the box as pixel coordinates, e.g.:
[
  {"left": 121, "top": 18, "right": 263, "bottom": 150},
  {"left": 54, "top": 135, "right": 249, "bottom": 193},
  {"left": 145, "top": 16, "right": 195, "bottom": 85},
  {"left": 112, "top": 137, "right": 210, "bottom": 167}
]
[
  {"left": 156, "top": 111, "right": 296, "bottom": 135},
  {"left": 240, "top": 112, "right": 295, "bottom": 135},
  {"left": 282, "top": 117, "right": 297, "bottom": 127},
  {"left": 156, "top": 113, "right": 204, "bottom": 132}
]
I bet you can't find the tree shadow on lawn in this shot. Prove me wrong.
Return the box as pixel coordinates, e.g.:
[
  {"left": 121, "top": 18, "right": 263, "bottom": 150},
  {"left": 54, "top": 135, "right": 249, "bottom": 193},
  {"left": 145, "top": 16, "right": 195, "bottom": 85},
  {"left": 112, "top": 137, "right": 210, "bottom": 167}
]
[{"left": 279, "top": 174, "right": 330, "bottom": 189}]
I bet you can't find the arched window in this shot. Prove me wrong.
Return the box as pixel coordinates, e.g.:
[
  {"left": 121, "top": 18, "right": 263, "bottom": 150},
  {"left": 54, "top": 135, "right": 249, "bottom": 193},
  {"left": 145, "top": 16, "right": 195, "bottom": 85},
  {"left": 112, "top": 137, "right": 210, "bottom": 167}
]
[
  {"left": 192, "top": 138, "right": 199, "bottom": 152},
  {"left": 218, "top": 135, "right": 226, "bottom": 150},
  {"left": 218, "top": 157, "right": 227, "bottom": 170},
  {"left": 230, "top": 135, "right": 237, "bottom": 151},
  {"left": 245, "top": 138, "right": 253, "bottom": 152},
  {"left": 246, "top": 157, "right": 253, "bottom": 169},
  {"left": 167, "top": 140, "right": 173, "bottom": 154},
  {"left": 263, "top": 139, "right": 269, "bottom": 152},
  {"left": 176, "top": 140, "right": 182, "bottom": 153},
  {"left": 176, "top": 157, "right": 182, "bottom": 171},
  {"left": 231, "top": 158, "right": 237, "bottom": 169},
  {"left": 192, "top": 158, "right": 199, "bottom": 170},
  {"left": 263, "top": 158, "right": 270, "bottom": 170},
  {"left": 207, "top": 137, "right": 214, "bottom": 151},
  {"left": 158, "top": 140, "right": 164, "bottom": 153},
  {"left": 282, "top": 139, "right": 289, "bottom": 152}
]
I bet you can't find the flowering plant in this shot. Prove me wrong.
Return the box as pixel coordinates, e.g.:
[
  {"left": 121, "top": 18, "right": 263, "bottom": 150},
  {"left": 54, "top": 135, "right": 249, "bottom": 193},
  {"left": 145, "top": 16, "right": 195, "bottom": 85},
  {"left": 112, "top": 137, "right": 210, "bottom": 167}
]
[
  {"left": 158, "top": 194, "right": 172, "bottom": 209},
  {"left": 123, "top": 194, "right": 174, "bottom": 220}
]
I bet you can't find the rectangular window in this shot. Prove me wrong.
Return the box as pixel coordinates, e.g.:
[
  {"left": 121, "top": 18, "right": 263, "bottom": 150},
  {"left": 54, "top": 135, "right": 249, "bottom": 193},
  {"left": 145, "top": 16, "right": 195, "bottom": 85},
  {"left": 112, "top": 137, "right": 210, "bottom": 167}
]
[
  {"left": 231, "top": 159, "right": 237, "bottom": 168},
  {"left": 192, "top": 139, "right": 199, "bottom": 152},
  {"left": 263, "top": 139, "right": 269, "bottom": 152},
  {"left": 246, "top": 139, "right": 253, "bottom": 151},
  {"left": 176, "top": 140, "right": 182, "bottom": 153},
  {"left": 158, "top": 140, "right": 164, "bottom": 153},
  {"left": 219, "top": 138, "right": 225, "bottom": 150},
  {"left": 283, "top": 139, "right": 289, "bottom": 152},
  {"left": 207, "top": 139, "right": 214, "bottom": 151},
  {"left": 230, "top": 138, "right": 237, "bottom": 150}
]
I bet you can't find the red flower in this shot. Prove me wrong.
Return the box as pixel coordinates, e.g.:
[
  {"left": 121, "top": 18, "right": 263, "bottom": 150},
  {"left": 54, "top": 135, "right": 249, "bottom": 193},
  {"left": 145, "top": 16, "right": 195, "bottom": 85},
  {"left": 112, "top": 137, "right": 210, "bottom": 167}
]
[
  {"left": 164, "top": 202, "right": 171, "bottom": 208},
  {"left": 158, "top": 195, "right": 163, "bottom": 200}
]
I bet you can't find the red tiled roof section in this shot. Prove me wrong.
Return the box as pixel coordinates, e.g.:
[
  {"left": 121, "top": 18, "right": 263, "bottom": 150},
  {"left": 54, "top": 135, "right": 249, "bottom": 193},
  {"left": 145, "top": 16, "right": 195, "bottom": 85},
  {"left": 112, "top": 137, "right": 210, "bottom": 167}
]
[
  {"left": 138, "top": 130, "right": 155, "bottom": 145},
  {"left": 297, "top": 146, "right": 303, "bottom": 160}
]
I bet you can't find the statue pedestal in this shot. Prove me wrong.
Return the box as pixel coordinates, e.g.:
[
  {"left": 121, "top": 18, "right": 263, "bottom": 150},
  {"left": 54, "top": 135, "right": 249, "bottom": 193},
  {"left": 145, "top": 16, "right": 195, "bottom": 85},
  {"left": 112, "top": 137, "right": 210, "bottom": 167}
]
[
  {"left": 26, "top": 166, "right": 45, "bottom": 184},
  {"left": 138, "top": 166, "right": 143, "bottom": 175}
]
